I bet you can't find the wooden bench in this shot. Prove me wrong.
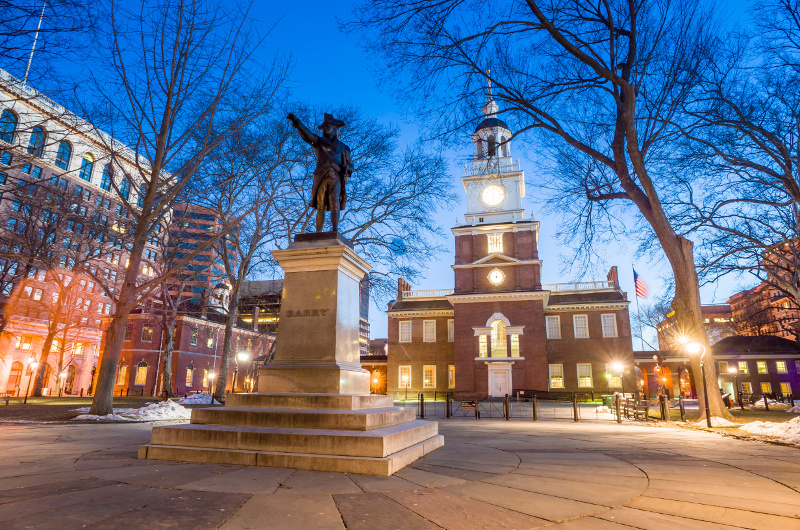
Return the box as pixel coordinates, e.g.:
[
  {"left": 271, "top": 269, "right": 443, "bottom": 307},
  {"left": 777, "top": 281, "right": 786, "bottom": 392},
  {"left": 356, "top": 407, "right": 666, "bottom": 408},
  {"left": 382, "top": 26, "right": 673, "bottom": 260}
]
[{"left": 624, "top": 398, "right": 650, "bottom": 421}]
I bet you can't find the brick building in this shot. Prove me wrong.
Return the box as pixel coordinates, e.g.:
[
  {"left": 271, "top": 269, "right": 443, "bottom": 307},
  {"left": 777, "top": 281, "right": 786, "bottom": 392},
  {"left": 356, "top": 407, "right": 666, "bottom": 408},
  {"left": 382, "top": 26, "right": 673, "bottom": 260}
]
[
  {"left": 728, "top": 282, "right": 800, "bottom": 342},
  {"left": 386, "top": 89, "right": 634, "bottom": 399},
  {"left": 656, "top": 304, "right": 735, "bottom": 350}
]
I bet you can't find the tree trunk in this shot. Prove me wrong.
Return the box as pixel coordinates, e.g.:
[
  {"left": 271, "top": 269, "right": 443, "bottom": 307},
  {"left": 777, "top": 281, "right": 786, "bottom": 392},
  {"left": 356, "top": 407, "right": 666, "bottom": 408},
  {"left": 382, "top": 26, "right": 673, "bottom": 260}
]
[
  {"left": 214, "top": 287, "right": 240, "bottom": 401},
  {"left": 161, "top": 320, "right": 176, "bottom": 397},
  {"left": 31, "top": 329, "right": 57, "bottom": 397},
  {"left": 88, "top": 310, "right": 129, "bottom": 415}
]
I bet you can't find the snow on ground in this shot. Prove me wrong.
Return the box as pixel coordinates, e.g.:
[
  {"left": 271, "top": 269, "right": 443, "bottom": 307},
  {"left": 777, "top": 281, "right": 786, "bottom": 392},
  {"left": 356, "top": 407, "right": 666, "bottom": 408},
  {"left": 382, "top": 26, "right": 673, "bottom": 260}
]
[
  {"left": 739, "top": 416, "right": 800, "bottom": 445},
  {"left": 73, "top": 401, "right": 191, "bottom": 421},
  {"left": 750, "top": 399, "right": 790, "bottom": 409},
  {"left": 788, "top": 402, "right": 800, "bottom": 413},
  {"left": 177, "top": 393, "right": 217, "bottom": 405},
  {"left": 694, "top": 416, "right": 740, "bottom": 428},
  {"left": 595, "top": 406, "right": 612, "bottom": 414}
]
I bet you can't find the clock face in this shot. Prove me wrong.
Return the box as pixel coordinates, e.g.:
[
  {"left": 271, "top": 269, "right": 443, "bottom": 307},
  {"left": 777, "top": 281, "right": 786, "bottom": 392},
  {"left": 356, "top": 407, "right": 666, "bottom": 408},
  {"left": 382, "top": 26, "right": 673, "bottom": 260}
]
[
  {"left": 481, "top": 184, "right": 505, "bottom": 206},
  {"left": 488, "top": 268, "right": 505, "bottom": 286}
]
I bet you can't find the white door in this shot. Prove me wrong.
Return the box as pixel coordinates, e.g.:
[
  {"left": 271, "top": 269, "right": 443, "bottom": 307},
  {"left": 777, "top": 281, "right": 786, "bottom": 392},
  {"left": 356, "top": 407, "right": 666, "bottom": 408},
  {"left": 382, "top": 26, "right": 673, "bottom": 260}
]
[{"left": 491, "top": 370, "right": 509, "bottom": 397}]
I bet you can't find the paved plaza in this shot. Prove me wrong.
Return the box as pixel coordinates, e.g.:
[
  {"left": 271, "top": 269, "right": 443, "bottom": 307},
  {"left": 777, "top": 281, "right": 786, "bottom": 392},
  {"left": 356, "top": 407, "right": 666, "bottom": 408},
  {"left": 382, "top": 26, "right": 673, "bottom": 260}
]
[{"left": 1, "top": 419, "right": 799, "bottom": 529}]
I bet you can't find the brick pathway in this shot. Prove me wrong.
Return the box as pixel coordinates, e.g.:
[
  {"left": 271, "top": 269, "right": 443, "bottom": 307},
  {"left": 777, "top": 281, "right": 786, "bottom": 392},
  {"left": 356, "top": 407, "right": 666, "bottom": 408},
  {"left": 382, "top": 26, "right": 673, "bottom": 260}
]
[{"left": 0, "top": 419, "right": 799, "bottom": 528}]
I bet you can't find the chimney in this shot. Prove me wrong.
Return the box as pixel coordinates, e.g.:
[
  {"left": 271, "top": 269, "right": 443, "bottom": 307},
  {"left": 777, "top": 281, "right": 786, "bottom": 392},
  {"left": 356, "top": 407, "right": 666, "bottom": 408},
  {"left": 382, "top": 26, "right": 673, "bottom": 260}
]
[
  {"left": 397, "top": 278, "right": 411, "bottom": 300},
  {"left": 607, "top": 266, "right": 620, "bottom": 290},
  {"left": 252, "top": 306, "right": 260, "bottom": 332}
]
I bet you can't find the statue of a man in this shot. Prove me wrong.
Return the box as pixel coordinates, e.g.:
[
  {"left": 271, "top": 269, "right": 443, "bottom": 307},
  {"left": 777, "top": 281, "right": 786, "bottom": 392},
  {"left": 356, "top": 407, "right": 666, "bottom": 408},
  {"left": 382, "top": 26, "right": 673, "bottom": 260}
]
[{"left": 287, "top": 112, "right": 353, "bottom": 233}]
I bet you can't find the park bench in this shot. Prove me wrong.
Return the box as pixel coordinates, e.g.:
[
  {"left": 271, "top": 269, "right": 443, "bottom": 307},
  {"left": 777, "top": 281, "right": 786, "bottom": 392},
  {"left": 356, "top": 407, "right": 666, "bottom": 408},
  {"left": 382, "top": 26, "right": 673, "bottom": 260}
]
[{"left": 624, "top": 398, "right": 650, "bottom": 421}]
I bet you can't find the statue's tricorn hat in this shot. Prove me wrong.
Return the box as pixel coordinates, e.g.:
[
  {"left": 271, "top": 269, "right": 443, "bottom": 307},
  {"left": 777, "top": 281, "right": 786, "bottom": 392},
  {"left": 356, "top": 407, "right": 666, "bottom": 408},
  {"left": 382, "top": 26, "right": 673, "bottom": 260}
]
[{"left": 318, "top": 113, "right": 345, "bottom": 130}]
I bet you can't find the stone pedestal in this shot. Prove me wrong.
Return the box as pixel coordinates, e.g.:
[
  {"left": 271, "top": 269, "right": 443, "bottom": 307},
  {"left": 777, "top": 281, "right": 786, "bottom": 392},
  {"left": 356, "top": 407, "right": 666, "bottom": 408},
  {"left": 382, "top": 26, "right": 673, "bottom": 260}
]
[{"left": 140, "top": 234, "right": 443, "bottom": 475}]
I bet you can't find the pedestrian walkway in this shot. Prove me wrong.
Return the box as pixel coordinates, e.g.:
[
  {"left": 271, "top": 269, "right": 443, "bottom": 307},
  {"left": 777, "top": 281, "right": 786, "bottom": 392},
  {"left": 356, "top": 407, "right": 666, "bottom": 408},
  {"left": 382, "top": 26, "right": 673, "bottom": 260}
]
[{"left": 0, "top": 419, "right": 799, "bottom": 528}]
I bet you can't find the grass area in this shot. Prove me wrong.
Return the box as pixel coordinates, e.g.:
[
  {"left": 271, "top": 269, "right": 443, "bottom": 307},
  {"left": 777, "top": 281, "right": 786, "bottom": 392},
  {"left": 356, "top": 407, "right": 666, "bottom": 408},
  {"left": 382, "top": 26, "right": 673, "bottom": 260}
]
[{"left": 0, "top": 396, "right": 160, "bottom": 422}]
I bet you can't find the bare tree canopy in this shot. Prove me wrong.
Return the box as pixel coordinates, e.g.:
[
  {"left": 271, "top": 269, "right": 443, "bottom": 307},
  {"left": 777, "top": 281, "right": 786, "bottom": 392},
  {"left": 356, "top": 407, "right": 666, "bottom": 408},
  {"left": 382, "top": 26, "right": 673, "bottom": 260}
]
[{"left": 348, "top": 0, "right": 732, "bottom": 418}]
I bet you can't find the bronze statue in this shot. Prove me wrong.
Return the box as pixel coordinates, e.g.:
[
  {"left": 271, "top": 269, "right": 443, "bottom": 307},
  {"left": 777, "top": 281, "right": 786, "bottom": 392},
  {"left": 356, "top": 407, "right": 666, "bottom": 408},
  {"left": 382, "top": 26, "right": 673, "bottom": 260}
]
[{"left": 287, "top": 112, "right": 353, "bottom": 233}]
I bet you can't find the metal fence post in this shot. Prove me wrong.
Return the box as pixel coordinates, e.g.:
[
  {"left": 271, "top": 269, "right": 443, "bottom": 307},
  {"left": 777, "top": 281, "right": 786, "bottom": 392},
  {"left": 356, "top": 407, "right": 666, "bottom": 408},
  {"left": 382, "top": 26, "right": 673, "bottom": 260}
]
[
  {"left": 419, "top": 393, "right": 425, "bottom": 419},
  {"left": 679, "top": 395, "right": 686, "bottom": 422},
  {"left": 532, "top": 394, "right": 538, "bottom": 421},
  {"left": 572, "top": 393, "right": 579, "bottom": 422},
  {"left": 504, "top": 394, "right": 510, "bottom": 420},
  {"left": 615, "top": 393, "right": 622, "bottom": 423},
  {"left": 446, "top": 393, "right": 451, "bottom": 419},
  {"left": 763, "top": 395, "right": 769, "bottom": 412}
]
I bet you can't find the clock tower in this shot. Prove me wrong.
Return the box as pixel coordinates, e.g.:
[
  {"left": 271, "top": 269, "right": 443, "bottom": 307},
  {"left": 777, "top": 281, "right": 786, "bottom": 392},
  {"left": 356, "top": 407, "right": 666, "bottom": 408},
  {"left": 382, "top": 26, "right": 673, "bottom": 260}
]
[{"left": 448, "top": 81, "right": 549, "bottom": 398}]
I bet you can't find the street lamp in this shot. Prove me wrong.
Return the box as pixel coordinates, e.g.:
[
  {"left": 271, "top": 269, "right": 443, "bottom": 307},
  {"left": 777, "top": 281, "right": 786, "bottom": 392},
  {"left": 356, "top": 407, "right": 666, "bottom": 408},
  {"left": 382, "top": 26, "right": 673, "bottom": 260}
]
[
  {"left": 233, "top": 351, "right": 250, "bottom": 393},
  {"left": 207, "top": 372, "right": 216, "bottom": 397},
  {"left": 687, "top": 342, "right": 712, "bottom": 428},
  {"left": 402, "top": 374, "right": 409, "bottom": 400},
  {"left": 23, "top": 358, "right": 38, "bottom": 404},
  {"left": 728, "top": 365, "right": 739, "bottom": 406}
]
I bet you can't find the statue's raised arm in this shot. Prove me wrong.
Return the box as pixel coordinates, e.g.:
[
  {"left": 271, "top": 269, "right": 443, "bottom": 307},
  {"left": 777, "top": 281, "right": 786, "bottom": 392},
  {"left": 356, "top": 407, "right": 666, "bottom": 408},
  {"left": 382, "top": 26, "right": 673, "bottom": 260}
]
[{"left": 286, "top": 112, "right": 352, "bottom": 233}]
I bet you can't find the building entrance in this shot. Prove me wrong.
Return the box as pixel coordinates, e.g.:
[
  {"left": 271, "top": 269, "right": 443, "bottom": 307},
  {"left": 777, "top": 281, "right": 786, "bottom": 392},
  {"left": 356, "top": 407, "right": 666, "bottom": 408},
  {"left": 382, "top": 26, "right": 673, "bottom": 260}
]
[{"left": 488, "top": 364, "right": 512, "bottom": 397}]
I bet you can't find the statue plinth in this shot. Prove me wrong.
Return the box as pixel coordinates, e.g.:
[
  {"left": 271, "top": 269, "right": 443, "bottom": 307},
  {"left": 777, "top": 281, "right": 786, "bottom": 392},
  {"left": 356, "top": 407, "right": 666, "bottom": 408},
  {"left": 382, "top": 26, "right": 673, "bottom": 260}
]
[{"left": 258, "top": 233, "right": 370, "bottom": 394}]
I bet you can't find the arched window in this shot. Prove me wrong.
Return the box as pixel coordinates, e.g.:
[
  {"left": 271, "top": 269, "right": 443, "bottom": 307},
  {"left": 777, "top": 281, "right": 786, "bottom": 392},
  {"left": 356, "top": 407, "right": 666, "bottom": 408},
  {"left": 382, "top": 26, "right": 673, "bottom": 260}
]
[
  {"left": 500, "top": 136, "right": 508, "bottom": 157},
  {"left": 491, "top": 319, "right": 507, "bottom": 357},
  {"left": 0, "top": 110, "right": 17, "bottom": 144},
  {"left": 135, "top": 361, "right": 147, "bottom": 386},
  {"left": 27, "top": 126, "right": 45, "bottom": 157},
  {"left": 100, "top": 164, "right": 112, "bottom": 191},
  {"left": 5, "top": 361, "right": 22, "bottom": 393},
  {"left": 116, "top": 361, "right": 127, "bottom": 385},
  {"left": 488, "top": 135, "right": 496, "bottom": 157},
  {"left": 185, "top": 364, "right": 194, "bottom": 387},
  {"left": 79, "top": 153, "right": 94, "bottom": 182},
  {"left": 55, "top": 141, "right": 72, "bottom": 170}
]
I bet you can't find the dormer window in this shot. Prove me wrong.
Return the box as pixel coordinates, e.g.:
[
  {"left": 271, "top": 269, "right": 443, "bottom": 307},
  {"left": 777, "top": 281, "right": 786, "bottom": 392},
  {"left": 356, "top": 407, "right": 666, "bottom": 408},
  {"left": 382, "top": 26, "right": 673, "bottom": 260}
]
[{"left": 488, "top": 233, "right": 503, "bottom": 253}]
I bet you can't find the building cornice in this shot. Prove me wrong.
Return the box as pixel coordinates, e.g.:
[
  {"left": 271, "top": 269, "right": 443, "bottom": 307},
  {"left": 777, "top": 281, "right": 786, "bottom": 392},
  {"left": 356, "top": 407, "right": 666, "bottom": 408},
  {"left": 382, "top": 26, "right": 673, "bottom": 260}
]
[
  {"left": 452, "top": 222, "right": 538, "bottom": 236},
  {"left": 545, "top": 301, "right": 630, "bottom": 312},
  {"left": 387, "top": 309, "right": 454, "bottom": 318},
  {"left": 448, "top": 291, "right": 550, "bottom": 304},
  {"left": 452, "top": 259, "right": 542, "bottom": 269}
]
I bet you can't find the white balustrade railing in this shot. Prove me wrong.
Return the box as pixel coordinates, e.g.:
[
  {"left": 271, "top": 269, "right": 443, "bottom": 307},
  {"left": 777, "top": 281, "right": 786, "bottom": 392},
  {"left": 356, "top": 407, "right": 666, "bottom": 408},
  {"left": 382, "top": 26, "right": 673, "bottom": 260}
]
[
  {"left": 464, "top": 159, "right": 521, "bottom": 176},
  {"left": 542, "top": 281, "right": 615, "bottom": 292},
  {"left": 402, "top": 289, "right": 454, "bottom": 299}
]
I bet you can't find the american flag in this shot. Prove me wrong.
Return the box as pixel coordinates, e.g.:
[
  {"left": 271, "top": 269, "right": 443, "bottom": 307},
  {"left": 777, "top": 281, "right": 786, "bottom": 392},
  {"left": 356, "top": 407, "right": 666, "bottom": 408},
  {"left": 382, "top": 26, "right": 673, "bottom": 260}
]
[{"left": 633, "top": 269, "right": 648, "bottom": 298}]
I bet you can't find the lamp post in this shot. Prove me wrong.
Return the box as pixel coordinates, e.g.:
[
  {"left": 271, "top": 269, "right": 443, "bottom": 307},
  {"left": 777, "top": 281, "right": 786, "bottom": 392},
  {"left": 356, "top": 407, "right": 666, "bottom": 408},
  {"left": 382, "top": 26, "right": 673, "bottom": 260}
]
[
  {"left": 23, "top": 358, "right": 38, "bottom": 404},
  {"left": 687, "top": 342, "right": 712, "bottom": 428},
  {"left": 402, "top": 374, "right": 409, "bottom": 400},
  {"left": 728, "top": 365, "right": 739, "bottom": 406},
  {"left": 207, "top": 372, "right": 216, "bottom": 397},
  {"left": 233, "top": 352, "right": 250, "bottom": 393}
]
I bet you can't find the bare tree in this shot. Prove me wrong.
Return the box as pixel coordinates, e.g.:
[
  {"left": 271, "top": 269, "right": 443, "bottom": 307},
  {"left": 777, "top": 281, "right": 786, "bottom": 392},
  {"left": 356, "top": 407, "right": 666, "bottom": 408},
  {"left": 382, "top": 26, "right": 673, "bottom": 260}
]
[
  {"left": 349, "top": 0, "right": 731, "bottom": 418},
  {"left": 85, "top": 0, "right": 287, "bottom": 415}
]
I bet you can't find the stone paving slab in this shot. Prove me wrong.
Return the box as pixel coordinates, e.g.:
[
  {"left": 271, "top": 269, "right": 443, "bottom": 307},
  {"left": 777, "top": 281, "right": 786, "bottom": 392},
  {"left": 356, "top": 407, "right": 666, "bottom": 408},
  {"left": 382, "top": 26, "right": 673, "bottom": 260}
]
[{"left": 0, "top": 419, "right": 798, "bottom": 528}]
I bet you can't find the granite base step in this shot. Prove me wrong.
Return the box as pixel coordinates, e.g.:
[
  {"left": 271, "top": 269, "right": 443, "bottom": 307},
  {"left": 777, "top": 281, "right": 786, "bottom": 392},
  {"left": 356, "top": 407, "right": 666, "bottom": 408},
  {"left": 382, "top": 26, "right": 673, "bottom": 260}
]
[
  {"left": 139, "top": 434, "right": 444, "bottom": 476},
  {"left": 225, "top": 393, "right": 394, "bottom": 410},
  {"left": 190, "top": 406, "right": 415, "bottom": 431},
  {"left": 150, "top": 420, "right": 438, "bottom": 458}
]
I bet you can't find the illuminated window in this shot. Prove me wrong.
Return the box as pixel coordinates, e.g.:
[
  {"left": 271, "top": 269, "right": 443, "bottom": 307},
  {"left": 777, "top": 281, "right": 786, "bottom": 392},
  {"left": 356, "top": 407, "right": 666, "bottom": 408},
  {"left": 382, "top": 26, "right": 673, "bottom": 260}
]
[
  {"left": 78, "top": 153, "right": 94, "bottom": 182},
  {"left": 141, "top": 324, "right": 153, "bottom": 342},
  {"left": 399, "top": 365, "right": 411, "bottom": 388},
  {"left": 776, "top": 361, "right": 787, "bottom": 373},
  {"left": 423, "top": 365, "right": 435, "bottom": 388},
  {"left": 207, "top": 330, "right": 215, "bottom": 348},
  {"left": 491, "top": 320, "right": 507, "bottom": 357},
  {"left": 117, "top": 362, "right": 128, "bottom": 385},
  {"left": 718, "top": 361, "right": 728, "bottom": 373},
  {"left": 478, "top": 335, "right": 488, "bottom": 357},
  {"left": 447, "top": 319, "right": 454, "bottom": 342},
  {"left": 741, "top": 382, "right": 752, "bottom": 394},
  {"left": 601, "top": 314, "right": 618, "bottom": 337},
  {"left": 399, "top": 321, "right": 412, "bottom": 342},
  {"left": 606, "top": 364, "right": 621, "bottom": 388},
  {"left": 549, "top": 364, "right": 564, "bottom": 388},
  {"left": 760, "top": 382, "right": 771, "bottom": 394},
  {"left": 202, "top": 367, "right": 209, "bottom": 387},
  {"left": 546, "top": 316, "right": 561, "bottom": 339},
  {"left": 448, "top": 365, "right": 455, "bottom": 388},
  {"left": 190, "top": 327, "right": 198, "bottom": 345},
  {"left": 738, "top": 361, "right": 749, "bottom": 374},
  {"left": 134, "top": 362, "right": 147, "bottom": 386},
  {"left": 124, "top": 323, "right": 133, "bottom": 341},
  {"left": 757, "top": 361, "right": 767, "bottom": 374},
  {"left": 510, "top": 334, "right": 520, "bottom": 357},
  {"left": 73, "top": 343, "right": 83, "bottom": 356},
  {"left": 577, "top": 363, "right": 593, "bottom": 388},
  {"left": 487, "top": 233, "right": 503, "bottom": 253},
  {"left": 780, "top": 382, "right": 791, "bottom": 396},
  {"left": 16, "top": 336, "right": 33, "bottom": 350},
  {"left": 423, "top": 320, "right": 436, "bottom": 342},
  {"left": 573, "top": 315, "right": 589, "bottom": 338},
  {"left": 185, "top": 366, "right": 194, "bottom": 386}
]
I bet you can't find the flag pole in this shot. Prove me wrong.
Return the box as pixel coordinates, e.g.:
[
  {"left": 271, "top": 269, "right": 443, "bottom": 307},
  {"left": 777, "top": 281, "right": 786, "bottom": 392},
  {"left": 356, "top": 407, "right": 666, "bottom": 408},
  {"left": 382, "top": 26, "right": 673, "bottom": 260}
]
[{"left": 633, "top": 264, "right": 645, "bottom": 351}]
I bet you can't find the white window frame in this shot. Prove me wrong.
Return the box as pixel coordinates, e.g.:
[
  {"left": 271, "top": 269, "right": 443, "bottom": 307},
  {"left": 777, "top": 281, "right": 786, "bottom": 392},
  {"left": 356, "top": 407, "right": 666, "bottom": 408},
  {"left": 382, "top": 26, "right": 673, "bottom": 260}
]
[
  {"left": 423, "top": 365, "right": 436, "bottom": 388},
  {"left": 741, "top": 382, "right": 752, "bottom": 394},
  {"left": 601, "top": 314, "right": 618, "bottom": 338},
  {"left": 448, "top": 365, "right": 455, "bottom": 388},
  {"left": 776, "top": 361, "right": 787, "bottom": 374},
  {"left": 549, "top": 364, "right": 564, "bottom": 389},
  {"left": 134, "top": 362, "right": 147, "bottom": 386},
  {"left": 487, "top": 233, "right": 503, "bottom": 253},
  {"left": 399, "top": 365, "right": 411, "bottom": 388},
  {"left": 756, "top": 361, "right": 768, "bottom": 374},
  {"left": 185, "top": 366, "right": 194, "bottom": 387},
  {"left": 423, "top": 320, "right": 436, "bottom": 342},
  {"left": 605, "top": 363, "right": 622, "bottom": 388},
  {"left": 718, "top": 361, "right": 728, "bottom": 374},
  {"left": 738, "top": 361, "right": 749, "bottom": 374},
  {"left": 447, "top": 319, "right": 454, "bottom": 342},
  {"left": 478, "top": 335, "right": 488, "bottom": 357},
  {"left": 545, "top": 315, "right": 561, "bottom": 339},
  {"left": 573, "top": 315, "right": 589, "bottom": 339},
  {"left": 399, "top": 321, "right": 412, "bottom": 343},
  {"left": 510, "top": 334, "right": 520, "bottom": 357},
  {"left": 577, "top": 363, "right": 593, "bottom": 388},
  {"left": 780, "top": 382, "right": 791, "bottom": 396},
  {"left": 760, "top": 381, "right": 772, "bottom": 394}
]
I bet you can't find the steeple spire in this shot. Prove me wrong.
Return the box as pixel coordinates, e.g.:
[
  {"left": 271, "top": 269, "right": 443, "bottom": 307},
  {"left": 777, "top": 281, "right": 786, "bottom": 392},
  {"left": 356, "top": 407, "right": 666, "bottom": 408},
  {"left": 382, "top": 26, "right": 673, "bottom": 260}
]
[{"left": 482, "top": 68, "right": 499, "bottom": 118}]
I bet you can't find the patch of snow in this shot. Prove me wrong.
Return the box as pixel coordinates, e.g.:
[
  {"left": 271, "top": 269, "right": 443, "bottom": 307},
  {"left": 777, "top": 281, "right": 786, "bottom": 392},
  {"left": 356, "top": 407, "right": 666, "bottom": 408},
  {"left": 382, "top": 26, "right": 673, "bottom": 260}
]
[
  {"left": 694, "top": 416, "right": 739, "bottom": 428},
  {"left": 787, "top": 402, "right": 800, "bottom": 413},
  {"left": 595, "top": 406, "right": 612, "bottom": 413},
  {"left": 750, "top": 399, "right": 789, "bottom": 409},
  {"left": 177, "top": 393, "right": 217, "bottom": 405},
  {"left": 739, "top": 416, "right": 800, "bottom": 445},
  {"left": 71, "top": 401, "right": 191, "bottom": 421}
]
